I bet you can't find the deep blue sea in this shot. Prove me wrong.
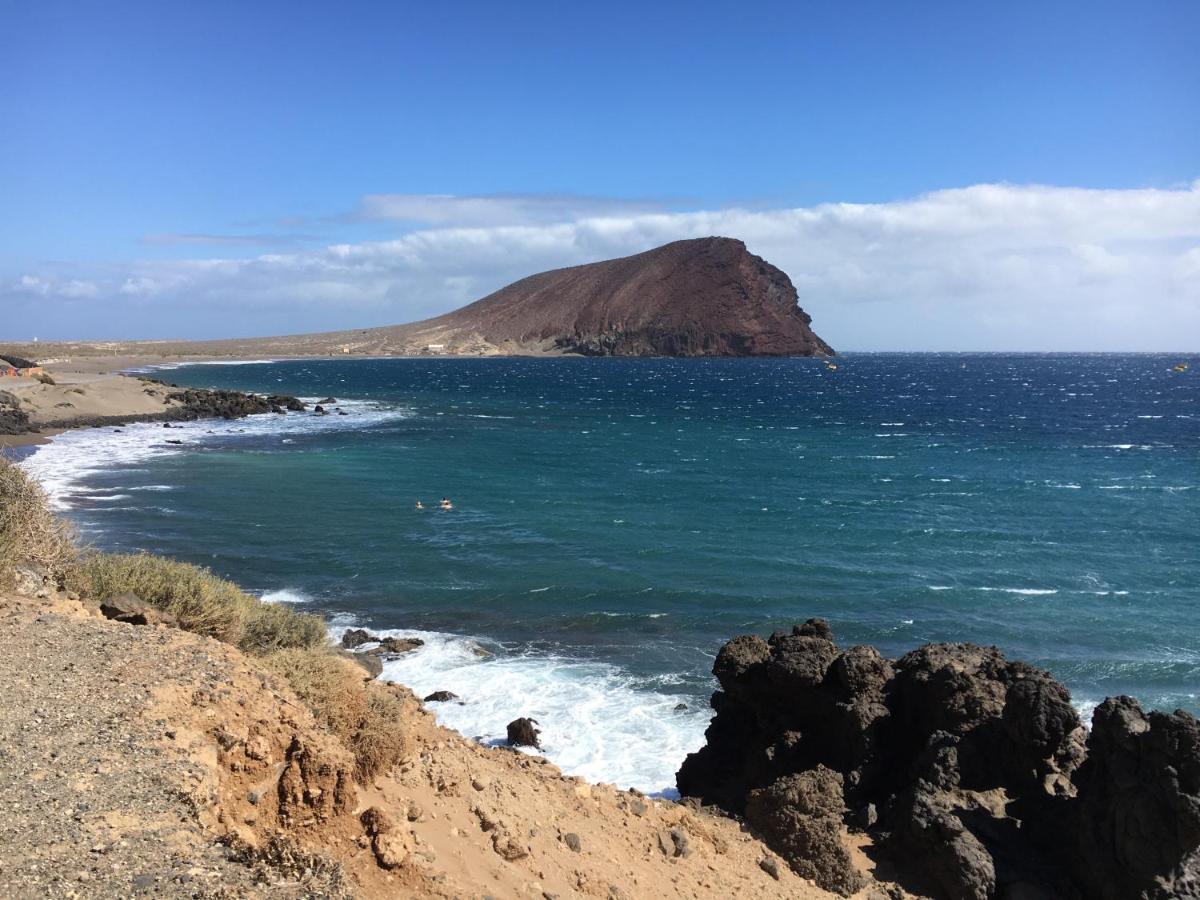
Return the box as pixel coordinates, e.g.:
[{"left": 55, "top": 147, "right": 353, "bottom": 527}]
[{"left": 21, "top": 354, "right": 1198, "bottom": 791}]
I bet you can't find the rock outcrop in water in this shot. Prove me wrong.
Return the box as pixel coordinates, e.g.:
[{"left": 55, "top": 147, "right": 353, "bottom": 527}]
[{"left": 677, "top": 619, "right": 1200, "bottom": 898}]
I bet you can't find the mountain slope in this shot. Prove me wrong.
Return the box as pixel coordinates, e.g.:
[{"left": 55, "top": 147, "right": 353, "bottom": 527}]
[
  {"left": 402, "top": 236, "right": 833, "bottom": 357},
  {"left": 2, "top": 237, "right": 833, "bottom": 360}
]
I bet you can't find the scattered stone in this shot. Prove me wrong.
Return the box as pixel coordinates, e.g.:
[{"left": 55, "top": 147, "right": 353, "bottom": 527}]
[
  {"left": 563, "top": 832, "right": 582, "bottom": 852},
  {"left": 492, "top": 831, "right": 528, "bottom": 861},
  {"left": 424, "top": 690, "right": 459, "bottom": 703},
  {"left": 360, "top": 806, "right": 410, "bottom": 870},
  {"left": 673, "top": 702, "right": 688, "bottom": 711},
  {"left": 759, "top": 857, "right": 780, "bottom": 880}
]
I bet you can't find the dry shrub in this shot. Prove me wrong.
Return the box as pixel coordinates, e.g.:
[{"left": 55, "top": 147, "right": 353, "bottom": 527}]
[
  {"left": 265, "top": 648, "right": 409, "bottom": 781},
  {"left": 70, "top": 552, "right": 325, "bottom": 654},
  {"left": 0, "top": 456, "right": 78, "bottom": 582}
]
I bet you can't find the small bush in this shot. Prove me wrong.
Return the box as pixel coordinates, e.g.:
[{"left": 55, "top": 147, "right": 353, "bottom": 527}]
[
  {"left": 265, "top": 648, "right": 409, "bottom": 780},
  {"left": 243, "top": 599, "right": 328, "bottom": 654},
  {"left": 69, "top": 552, "right": 325, "bottom": 654},
  {"left": 0, "top": 457, "right": 77, "bottom": 581}
]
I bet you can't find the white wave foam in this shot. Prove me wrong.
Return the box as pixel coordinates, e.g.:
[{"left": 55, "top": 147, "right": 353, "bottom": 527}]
[
  {"left": 260, "top": 589, "right": 310, "bottom": 604},
  {"left": 18, "top": 399, "right": 408, "bottom": 509},
  {"left": 333, "top": 623, "right": 709, "bottom": 794},
  {"left": 976, "top": 587, "right": 1059, "bottom": 596},
  {"left": 131, "top": 359, "right": 279, "bottom": 372}
]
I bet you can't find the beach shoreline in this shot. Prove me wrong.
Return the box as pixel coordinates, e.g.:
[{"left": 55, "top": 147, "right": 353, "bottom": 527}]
[{"left": 0, "top": 358, "right": 316, "bottom": 452}]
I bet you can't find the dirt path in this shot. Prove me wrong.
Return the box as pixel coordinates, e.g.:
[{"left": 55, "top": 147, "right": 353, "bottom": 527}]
[{"left": 0, "top": 593, "right": 345, "bottom": 898}]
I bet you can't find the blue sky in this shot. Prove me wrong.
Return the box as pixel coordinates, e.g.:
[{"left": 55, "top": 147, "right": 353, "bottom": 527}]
[{"left": 2, "top": 1, "right": 1198, "bottom": 348}]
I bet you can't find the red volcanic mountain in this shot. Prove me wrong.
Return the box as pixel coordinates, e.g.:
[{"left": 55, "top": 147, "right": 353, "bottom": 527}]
[
  {"left": 4, "top": 237, "right": 833, "bottom": 360},
  {"left": 411, "top": 236, "right": 833, "bottom": 357}
]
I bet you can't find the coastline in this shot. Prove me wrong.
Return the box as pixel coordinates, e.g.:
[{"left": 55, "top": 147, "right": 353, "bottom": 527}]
[
  {"left": 0, "top": 368, "right": 863, "bottom": 898},
  {"left": 6, "top": 356, "right": 1199, "bottom": 897},
  {"left": 0, "top": 358, "right": 316, "bottom": 453}
]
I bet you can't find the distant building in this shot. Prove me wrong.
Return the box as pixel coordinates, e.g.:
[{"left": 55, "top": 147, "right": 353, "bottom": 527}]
[
  {"left": 426, "top": 344, "right": 445, "bottom": 353},
  {"left": 0, "top": 354, "right": 44, "bottom": 378}
]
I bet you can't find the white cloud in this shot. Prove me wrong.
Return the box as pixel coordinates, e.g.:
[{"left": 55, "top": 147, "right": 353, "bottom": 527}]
[
  {"left": 5, "top": 182, "right": 1199, "bottom": 350},
  {"left": 354, "top": 192, "right": 667, "bottom": 226}
]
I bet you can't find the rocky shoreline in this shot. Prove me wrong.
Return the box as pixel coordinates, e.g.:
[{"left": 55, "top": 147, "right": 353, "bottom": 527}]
[
  {"left": 677, "top": 619, "right": 1200, "bottom": 899},
  {"left": 1, "top": 373, "right": 312, "bottom": 447}
]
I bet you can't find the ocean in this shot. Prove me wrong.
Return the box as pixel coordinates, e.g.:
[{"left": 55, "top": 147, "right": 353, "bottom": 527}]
[{"left": 19, "top": 354, "right": 1198, "bottom": 793}]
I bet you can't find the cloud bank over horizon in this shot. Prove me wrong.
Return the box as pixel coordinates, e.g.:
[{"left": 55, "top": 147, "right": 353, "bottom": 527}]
[{"left": 5, "top": 181, "right": 1199, "bottom": 351}]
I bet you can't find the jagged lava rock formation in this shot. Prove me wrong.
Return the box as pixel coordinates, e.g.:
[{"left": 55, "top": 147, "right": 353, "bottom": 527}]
[
  {"left": 677, "top": 619, "right": 1200, "bottom": 899},
  {"left": 410, "top": 236, "right": 833, "bottom": 356}
]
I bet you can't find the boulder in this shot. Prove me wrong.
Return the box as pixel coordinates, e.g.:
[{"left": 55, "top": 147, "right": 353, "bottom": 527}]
[
  {"left": 507, "top": 717, "right": 541, "bottom": 749},
  {"left": 360, "top": 806, "right": 411, "bottom": 869},
  {"left": 98, "top": 593, "right": 177, "bottom": 627},
  {"left": 366, "top": 636, "right": 425, "bottom": 657},
  {"left": 266, "top": 394, "right": 306, "bottom": 412},
  {"left": 676, "top": 621, "right": 1190, "bottom": 900},
  {"left": 744, "top": 767, "right": 865, "bottom": 896},
  {"left": 886, "top": 789, "right": 996, "bottom": 900},
  {"left": 340, "top": 628, "right": 378, "bottom": 649},
  {"left": 1070, "top": 697, "right": 1200, "bottom": 899},
  {"left": 423, "top": 691, "right": 459, "bottom": 703}
]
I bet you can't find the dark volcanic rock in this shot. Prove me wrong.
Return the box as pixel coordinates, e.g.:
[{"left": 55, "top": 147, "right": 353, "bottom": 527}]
[
  {"left": 423, "top": 691, "right": 458, "bottom": 703},
  {"left": 0, "top": 389, "right": 31, "bottom": 434},
  {"left": 744, "top": 767, "right": 865, "bottom": 896},
  {"left": 506, "top": 717, "right": 541, "bottom": 749},
  {"left": 1071, "top": 696, "right": 1200, "bottom": 899},
  {"left": 266, "top": 394, "right": 306, "bottom": 412},
  {"left": 366, "top": 637, "right": 424, "bottom": 657},
  {"left": 677, "top": 621, "right": 1200, "bottom": 900},
  {"left": 340, "top": 628, "right": 378, "bottom": 649},
  {"left": 166, "top": 388, "right": 273, "bottom": 419},
  {"left": 423, "top": 237, "right": 833, "bottom": 357},
  {"left": 886, "top": 789, "right": 995, "bottom": 900},
  {"left": 0, "top": 406, "right": 31, "bottom": 435}
]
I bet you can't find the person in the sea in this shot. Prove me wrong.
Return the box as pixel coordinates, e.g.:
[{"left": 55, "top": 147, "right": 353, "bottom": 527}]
[
  {"left": 439, "top": 497, "right": 453, "bottom": 510},
  {"left": 415, "top": 500, "right": 424, "bottom": 510}
]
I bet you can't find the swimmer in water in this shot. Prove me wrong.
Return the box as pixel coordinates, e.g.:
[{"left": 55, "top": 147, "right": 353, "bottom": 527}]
[
  {"left": 439, "top": 497, "right": 453, "bottom": 510},
  {"left": 415, "top": 500, "right": 424, "bottom": 510}
]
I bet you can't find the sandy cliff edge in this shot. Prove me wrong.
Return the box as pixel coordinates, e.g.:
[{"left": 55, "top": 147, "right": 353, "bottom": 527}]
[{"left": 0, "top": 585, "right": 891, "bottom": 898}]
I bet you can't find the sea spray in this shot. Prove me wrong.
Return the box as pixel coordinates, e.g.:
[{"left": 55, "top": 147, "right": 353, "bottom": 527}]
[{"left": 333, "top": 622, "right": 710, "bottom": 794}]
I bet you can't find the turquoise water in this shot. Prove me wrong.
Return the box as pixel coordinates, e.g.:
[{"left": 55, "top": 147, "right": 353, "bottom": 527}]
[{"left": 22, "top": 355, "right": 1198, "bottom": 789}]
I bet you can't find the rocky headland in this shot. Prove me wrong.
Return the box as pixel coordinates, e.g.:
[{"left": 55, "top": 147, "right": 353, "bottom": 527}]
[
  {"left": 0, "top": 369, "right": 310, "bottom": 448},
  {"left": 0, "top": 237, "right": 833, "bottom": 362},
  {"left": 677, "top": 619, "right": 1200, "bottom": 899}
]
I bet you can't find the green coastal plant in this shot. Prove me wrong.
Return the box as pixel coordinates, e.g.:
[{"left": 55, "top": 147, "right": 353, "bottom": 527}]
[
  {"left": 69, "top": 551, "right": 326, "bottom": 654},
  {"left": 0, "top": 456, "right": 78, "bottom": 582},
  {"left": 264, "top": 648, "right": 410, "bottom": 780},
  {"left": 3, "top": 455, "right": 408, "bottom": 783}
]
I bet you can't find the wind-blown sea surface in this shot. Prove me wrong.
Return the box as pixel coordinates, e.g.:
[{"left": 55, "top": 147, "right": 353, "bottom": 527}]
[{"left": 19, "top": 355, "right": 1199, "bottom": 792}]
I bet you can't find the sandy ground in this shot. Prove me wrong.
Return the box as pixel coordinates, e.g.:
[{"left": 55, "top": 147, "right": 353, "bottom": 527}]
[
  {"left": 0, "top": 584, "right": 902, "bottom": 899},
  {"left": 0, "top": 369, "right": 188, "bottom": 449}
]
